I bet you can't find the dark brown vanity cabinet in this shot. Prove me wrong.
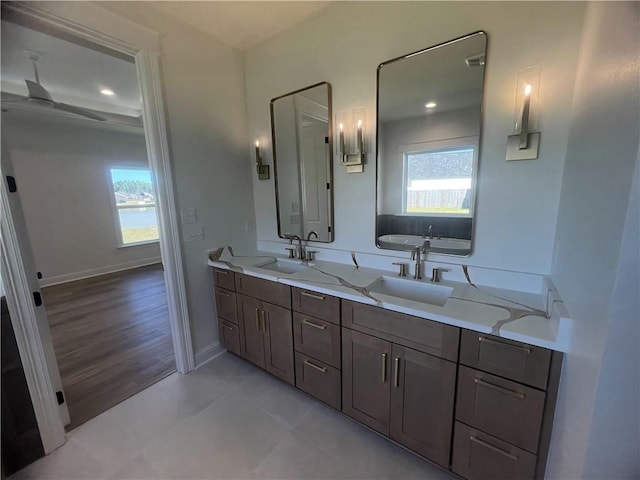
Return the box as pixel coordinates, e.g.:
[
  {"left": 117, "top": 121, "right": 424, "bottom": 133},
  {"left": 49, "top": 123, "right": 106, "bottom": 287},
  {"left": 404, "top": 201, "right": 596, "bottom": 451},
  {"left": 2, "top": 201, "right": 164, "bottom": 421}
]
[
  {"left": 452, "top": 331, "right": 562, "bottom": 480},
  {"left": 341, "top": 301, "right": 459, "bottom": 468},
  {"left": 211, "top": 271, "right": 563, "bottom": 479},
  {"left": 292, "top": 287, "right": 342, "bottom": 409},
  {"left": 236, "top": 292, "right": 295, "bottom": 385},
  {"left": 212, "top": 269, "right": 241, "bottom": 356}
]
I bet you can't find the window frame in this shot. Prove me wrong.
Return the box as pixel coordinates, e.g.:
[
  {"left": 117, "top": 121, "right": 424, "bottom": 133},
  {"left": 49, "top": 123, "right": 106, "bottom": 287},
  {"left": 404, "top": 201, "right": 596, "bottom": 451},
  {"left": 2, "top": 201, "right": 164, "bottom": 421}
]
[
  {"left": 107, "top": 165, "right": 160, "bottom": 247},
  {"left": 400, "top": 140, "right": 478, "bottom": 217}
]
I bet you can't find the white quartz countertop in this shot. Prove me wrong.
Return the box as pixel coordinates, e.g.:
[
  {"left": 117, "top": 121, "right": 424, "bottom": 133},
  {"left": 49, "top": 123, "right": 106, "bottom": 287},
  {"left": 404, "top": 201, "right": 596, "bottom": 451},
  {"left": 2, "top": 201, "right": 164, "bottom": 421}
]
[{"left": 207, "top": 251, "right": 571, "bottom": 352}]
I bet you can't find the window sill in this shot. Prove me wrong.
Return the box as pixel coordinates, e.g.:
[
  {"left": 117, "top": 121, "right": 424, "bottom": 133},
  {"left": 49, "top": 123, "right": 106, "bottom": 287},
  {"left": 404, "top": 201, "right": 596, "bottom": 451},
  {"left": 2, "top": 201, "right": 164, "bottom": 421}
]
[{"left": 117, "top": 240, "right": 160, "bottom": 249}]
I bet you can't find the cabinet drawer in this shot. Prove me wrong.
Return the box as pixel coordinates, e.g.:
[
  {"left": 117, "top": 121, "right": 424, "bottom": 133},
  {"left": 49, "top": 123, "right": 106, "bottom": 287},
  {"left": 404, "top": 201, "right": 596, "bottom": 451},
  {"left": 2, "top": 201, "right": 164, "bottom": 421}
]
[
  {"left": 293, "top": 313, "right": 341, "bottom": 368},
  {"left": 235, "top": 273, "right": 291, "bottom": 309},
  {"left": 212, "top": 268, "right": 235, "bottom": 291},
  {"left": 456, "top": 366, "right": 545, "bottom": 453},
  {"left": 342, "top": 300, "right": 459, "bottom": 361},
  {"left": 218, "top": 319, "right": 241, "bottom": 356},
  {"left": 292, "top": 287, "right": 340, "bottom": 324},
  {"left": 214, "top": 287, "right": 238, "bottom": 324},
  {"left": 452, "top": 422, "right": 536, "bottom": 480},
  {"left": 295, "top": 352, "right": 341, "bottom": 410},
  {"left": 460, "top": 330, "right": 551, "bottom": 389}
]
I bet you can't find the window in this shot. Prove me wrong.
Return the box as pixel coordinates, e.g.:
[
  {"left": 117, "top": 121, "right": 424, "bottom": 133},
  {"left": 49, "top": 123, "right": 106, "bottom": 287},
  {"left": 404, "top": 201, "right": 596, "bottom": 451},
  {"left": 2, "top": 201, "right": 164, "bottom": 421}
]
[
  {"left": 403, "top": 147, "right": 475, "bottom": 216},
  {"left": 109, "top": 167, "right": 159, "bottom": 245}
]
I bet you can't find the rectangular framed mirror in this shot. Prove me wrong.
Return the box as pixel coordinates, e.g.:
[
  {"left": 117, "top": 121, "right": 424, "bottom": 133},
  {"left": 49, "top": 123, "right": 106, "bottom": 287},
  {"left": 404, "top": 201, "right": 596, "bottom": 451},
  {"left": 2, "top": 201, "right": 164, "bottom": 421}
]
[
  {"left": 376, "top": 32, "right": 487, "bottom": 256},
  {"left": 271, "top": 82, "right": 334, "bottom": 242}
]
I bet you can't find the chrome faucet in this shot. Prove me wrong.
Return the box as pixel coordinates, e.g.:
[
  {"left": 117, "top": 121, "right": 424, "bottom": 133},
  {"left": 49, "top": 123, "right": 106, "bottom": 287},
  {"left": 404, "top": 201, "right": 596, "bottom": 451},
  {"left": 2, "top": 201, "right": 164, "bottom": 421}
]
[
  {"left": 410, "top": 240, "right": 430, "bottom": 279},
  {"left": 289, "top": 234, "right": 305, "bottom": 260},
  {"left": 425, "top": 224, "right": 434, "bottom": 239}
]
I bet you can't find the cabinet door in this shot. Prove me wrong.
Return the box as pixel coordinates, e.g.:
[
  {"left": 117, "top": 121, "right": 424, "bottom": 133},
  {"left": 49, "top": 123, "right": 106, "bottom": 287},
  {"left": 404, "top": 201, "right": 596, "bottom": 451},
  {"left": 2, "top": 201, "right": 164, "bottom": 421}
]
[
  {"left": 390, "top": 344, "right": 456, "bottom": 467},
  {"left": 262, "top": 302, "right": 295, "bottom": 385},
  {"left": 236, "top": 294, "right": 265, "bottom": 368},
  {"left": 342, "top": 328, "right": 391, "bottom": 435}
]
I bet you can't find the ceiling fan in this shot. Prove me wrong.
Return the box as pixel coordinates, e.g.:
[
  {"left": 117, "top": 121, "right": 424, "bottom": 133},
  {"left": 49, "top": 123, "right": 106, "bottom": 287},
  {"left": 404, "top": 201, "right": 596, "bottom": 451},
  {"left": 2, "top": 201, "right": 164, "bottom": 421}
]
[{"left": 1, "top": 51, "right": 106, "bottom": 121}]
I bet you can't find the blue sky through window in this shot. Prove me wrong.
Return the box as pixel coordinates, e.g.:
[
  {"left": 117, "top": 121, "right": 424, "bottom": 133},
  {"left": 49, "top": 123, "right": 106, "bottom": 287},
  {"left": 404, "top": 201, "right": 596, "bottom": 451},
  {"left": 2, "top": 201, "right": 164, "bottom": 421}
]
[{"left": 110, "top": 168, "right": 153, "bottom": 184}]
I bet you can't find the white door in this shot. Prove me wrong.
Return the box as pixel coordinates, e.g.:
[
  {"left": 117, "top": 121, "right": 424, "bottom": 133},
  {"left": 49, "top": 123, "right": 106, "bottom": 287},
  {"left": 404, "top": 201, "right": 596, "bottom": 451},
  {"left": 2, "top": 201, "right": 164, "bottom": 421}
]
[
  {"left": 300, "top": 119, "right": 330, "bottom": 239},
  {"left": 1, "top": 139, "right": 71, "bottom": 428}
]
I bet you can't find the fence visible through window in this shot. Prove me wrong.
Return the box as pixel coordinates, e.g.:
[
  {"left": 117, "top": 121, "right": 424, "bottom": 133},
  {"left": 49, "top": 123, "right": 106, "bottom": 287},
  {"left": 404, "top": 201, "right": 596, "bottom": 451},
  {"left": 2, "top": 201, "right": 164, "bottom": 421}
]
[{"left": 404, "top": 148, "right": 474, "bottom": 215}]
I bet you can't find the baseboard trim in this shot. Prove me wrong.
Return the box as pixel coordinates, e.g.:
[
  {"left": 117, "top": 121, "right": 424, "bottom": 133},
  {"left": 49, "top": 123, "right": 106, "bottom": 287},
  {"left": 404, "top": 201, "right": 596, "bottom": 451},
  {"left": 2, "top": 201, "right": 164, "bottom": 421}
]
[
  {"left": 40, "top": 257, "right": 162, "bottom": 287},
  {"left": 194, "top": 342, "right": 225, "bottom": 369}
]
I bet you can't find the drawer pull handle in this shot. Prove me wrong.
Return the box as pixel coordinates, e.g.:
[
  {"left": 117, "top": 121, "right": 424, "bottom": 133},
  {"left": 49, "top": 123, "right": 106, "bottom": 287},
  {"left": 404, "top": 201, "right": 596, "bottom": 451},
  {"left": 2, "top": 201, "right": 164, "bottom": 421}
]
[
  {"left": 474, "top": 378, "right": 526, "bottom": 399},
  {"left": 222, "top": 323, "right": 234, "bottom": 330},
  {"left": 301, "top": 291, "right": 325, "bottom": 301},
  {"left": 302, "top": 318, "right": 327, "bottom": 330},
  {"left": 470, "top": 435, "right": 518, "bottom": 461},
  {"left": 261, "top": 310, "right": 267, "bottom": 332},
  {"left": 478, "top": 336, "right": 531, "bottom": 354},
  {"left": 217, "top": 290, "right": 230, "bottom": 298},
  {"left": 217, "top": 270, "right": 229, "bottom": 275},
  {"left": 304, "top": 359, "right": 327, "bottom": 373},
  {"left": 393, "top": 357, "right": 400, "bottom": 388},
  {"left": 255, "top": 308, "right": 261, "bottom": 331},
  {"left": 381, "top": 353, "right": 388, "bottom": 383}
]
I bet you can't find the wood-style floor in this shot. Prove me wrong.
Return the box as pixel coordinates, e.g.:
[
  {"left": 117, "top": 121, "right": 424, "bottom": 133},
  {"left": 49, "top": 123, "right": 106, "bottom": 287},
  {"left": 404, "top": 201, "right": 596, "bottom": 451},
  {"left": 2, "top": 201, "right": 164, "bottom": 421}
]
[{"left": 42, "top": 264, "right": 176, "bottom": 430}]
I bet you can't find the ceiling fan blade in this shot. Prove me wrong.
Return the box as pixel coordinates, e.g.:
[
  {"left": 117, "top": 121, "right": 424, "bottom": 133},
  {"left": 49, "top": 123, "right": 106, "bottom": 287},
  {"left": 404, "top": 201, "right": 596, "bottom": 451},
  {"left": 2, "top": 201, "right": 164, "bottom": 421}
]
[
  {"left": 53, "top": 102, "right": 107, "bottom": 121},
  {"left": 25, "top": 79, "right": 53, "bottom": 102}
]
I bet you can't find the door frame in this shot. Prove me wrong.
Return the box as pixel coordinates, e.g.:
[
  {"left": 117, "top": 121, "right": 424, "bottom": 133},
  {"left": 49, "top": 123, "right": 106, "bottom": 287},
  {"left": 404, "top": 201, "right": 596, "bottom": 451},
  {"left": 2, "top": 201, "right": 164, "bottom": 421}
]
[{"left": 0, "top": 2, "right": 194, "bottom": 453}]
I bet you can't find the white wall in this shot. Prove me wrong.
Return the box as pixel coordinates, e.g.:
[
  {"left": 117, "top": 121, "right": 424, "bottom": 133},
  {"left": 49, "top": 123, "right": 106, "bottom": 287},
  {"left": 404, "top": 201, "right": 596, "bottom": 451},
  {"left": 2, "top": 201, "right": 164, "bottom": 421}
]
[
  {"left": 244, "top": 1, "right": 585, "bottom": 280},
  {"left": 4, "top": 115, "right": 161, "bottom": 286},
  {"left": 547, "top": 2, "right": 640, "bottom": 478}
]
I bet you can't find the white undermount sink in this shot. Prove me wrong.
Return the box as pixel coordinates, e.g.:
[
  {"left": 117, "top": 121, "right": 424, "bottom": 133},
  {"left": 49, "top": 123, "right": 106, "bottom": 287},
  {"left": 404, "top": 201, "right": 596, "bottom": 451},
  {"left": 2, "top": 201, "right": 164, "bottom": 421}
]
[
  {"left": 368, "top": 276, "right": 453, "bottom": 307},
  {"left": 255, "top": 259, "right": 308, "bottom": 275}
]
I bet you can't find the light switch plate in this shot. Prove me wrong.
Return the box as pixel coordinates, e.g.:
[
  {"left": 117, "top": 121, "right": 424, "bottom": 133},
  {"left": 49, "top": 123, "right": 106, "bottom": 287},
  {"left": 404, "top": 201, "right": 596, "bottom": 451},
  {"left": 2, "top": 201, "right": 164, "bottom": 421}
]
[
  {"left": 181, "top": 208, "right": 197, "bottom": 224},
  {"left": 183, "top": 224, "right": 203, "bottom": 243}
]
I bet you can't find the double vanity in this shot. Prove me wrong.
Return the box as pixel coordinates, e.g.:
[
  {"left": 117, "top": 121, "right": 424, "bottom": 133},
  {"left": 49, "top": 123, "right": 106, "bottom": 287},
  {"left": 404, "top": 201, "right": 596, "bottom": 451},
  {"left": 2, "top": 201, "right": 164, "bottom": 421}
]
[{"left": 208, "top": 252, "right": 569, "bottom": 479}]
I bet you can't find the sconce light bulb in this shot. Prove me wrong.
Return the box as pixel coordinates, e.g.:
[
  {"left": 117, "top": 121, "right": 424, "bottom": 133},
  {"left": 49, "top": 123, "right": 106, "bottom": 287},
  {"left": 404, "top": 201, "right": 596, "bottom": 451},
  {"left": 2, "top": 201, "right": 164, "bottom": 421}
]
[
  {"left": 339, "top": 123, "right": 344, "bottom": 131},
  {"left": 425, "top": 102, "right": 437, "bottom": 108},
  {"left": 255, "top": 140, "right": 260, "bottom": 148},
  {"left": 357, "top": 120, "right": 362, "bottom": 128},
  {"left": 524, "top": 84, "right": 532, "bottom": 96}
]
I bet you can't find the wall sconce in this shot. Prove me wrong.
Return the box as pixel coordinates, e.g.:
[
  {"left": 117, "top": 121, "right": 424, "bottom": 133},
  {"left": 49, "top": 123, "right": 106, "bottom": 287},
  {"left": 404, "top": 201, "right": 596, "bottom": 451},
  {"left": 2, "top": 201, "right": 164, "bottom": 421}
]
[
  {"left": 336, "top": 108, "right": 366, "bottom": 173},
  {"left": 506, "top": 66, "right": 541, "bottom": 161},
  {"left": 255, "top": 140, "right": 269, "bottom": 180}
]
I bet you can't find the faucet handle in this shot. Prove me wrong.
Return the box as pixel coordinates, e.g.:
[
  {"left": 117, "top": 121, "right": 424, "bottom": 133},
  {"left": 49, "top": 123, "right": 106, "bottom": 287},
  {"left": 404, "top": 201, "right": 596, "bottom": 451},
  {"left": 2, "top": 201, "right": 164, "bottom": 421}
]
[
  {"left": 431, "top": 267, "right": 450, "bottom": 283},
  {"left": 392, "top": 262, "right": 408, "bottom": 277},
  {"left": 285, "top": 247, "right": 296, "bottom": 259},
  {"left": 305, "top": 250, "right": 317, "bottom": 262}
]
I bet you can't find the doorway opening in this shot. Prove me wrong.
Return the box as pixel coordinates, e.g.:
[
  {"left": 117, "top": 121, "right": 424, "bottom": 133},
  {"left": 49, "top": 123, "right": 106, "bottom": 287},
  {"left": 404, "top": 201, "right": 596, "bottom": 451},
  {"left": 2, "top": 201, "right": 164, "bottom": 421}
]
[{"left": 1, "top": 15, "right": 177, "bottom": 431}]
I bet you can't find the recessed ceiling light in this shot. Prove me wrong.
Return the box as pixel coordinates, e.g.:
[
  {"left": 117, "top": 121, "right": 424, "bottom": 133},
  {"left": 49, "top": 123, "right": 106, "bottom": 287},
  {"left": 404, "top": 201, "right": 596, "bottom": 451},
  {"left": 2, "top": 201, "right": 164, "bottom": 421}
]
[
  {"left": 425, "top": 102, "right": 437, "bottom": 108},
  {"left": 100, "top": 88, "right": 115, "bottom": 96}
]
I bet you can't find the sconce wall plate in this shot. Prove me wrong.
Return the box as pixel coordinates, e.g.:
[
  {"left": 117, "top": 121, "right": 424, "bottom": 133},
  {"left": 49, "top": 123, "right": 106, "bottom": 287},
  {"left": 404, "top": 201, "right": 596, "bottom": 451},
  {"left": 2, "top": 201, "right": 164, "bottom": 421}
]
[
  {"left": 255, "top": 141, "right": 270, "bottom": 180},
  {"left": 506, "top": 131, "right": 540, "bottom": 161}
]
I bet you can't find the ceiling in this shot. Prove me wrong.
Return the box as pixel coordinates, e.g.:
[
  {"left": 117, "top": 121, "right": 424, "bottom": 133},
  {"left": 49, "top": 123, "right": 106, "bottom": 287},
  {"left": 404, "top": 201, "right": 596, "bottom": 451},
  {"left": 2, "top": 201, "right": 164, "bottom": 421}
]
[
  {"left": 99, "top": 1, "right": 332, "bottom": 52},
  {"left": 1, "top": 2, "right": 332, "bottom": 123},
  {"left": 1, "top": 19, "right": 142, "bottom": 117}
]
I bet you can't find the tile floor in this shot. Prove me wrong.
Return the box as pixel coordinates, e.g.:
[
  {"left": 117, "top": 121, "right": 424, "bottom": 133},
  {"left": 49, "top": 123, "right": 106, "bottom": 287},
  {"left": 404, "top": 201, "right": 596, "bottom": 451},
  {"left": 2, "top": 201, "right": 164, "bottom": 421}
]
[{"left": 11, "top": 352, "right": 454, "bottom": 479}]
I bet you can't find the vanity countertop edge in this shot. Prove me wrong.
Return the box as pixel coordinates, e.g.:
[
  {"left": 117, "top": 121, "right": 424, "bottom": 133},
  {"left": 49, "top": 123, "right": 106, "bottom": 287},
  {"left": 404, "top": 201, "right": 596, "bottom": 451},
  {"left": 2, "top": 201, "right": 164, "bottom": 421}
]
[{"left": 207, "top": 254, "right": 571, "bottom": 353}]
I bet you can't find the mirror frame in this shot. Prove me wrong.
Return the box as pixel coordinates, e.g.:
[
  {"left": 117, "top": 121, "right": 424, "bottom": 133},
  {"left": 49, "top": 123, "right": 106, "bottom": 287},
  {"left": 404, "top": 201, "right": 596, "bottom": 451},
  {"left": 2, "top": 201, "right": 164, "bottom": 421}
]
[
  {"left": 374, "top": 31, "right": 487, "bottom": 256},
  {"left": 270, "top": 81, "right": 335, "bottom": 242}
]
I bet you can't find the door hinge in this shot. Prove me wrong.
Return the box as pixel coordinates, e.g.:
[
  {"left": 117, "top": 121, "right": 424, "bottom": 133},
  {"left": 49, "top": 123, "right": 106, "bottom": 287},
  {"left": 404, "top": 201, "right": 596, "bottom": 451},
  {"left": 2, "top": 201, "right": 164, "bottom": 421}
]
[
  {"left": 324, "top": 136, "right": 329, "bottom": 144},
  {"left": 6, "top": 175, "right": 17, "bottom": 193},
  {"left": 37, "top": 272, "right": 43, "bottom": 280},
  {"left": 328, "top": 226, "right": 332, "bottom": 233},
  {"left": 56, "top": 391, "right": 65, "bottom": 405},
  {"left": 326, "top": 183, "right": 330, "bottom": 190},
  {"left": 33, "top": 291, "right": 42, "bottom": 307}
]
